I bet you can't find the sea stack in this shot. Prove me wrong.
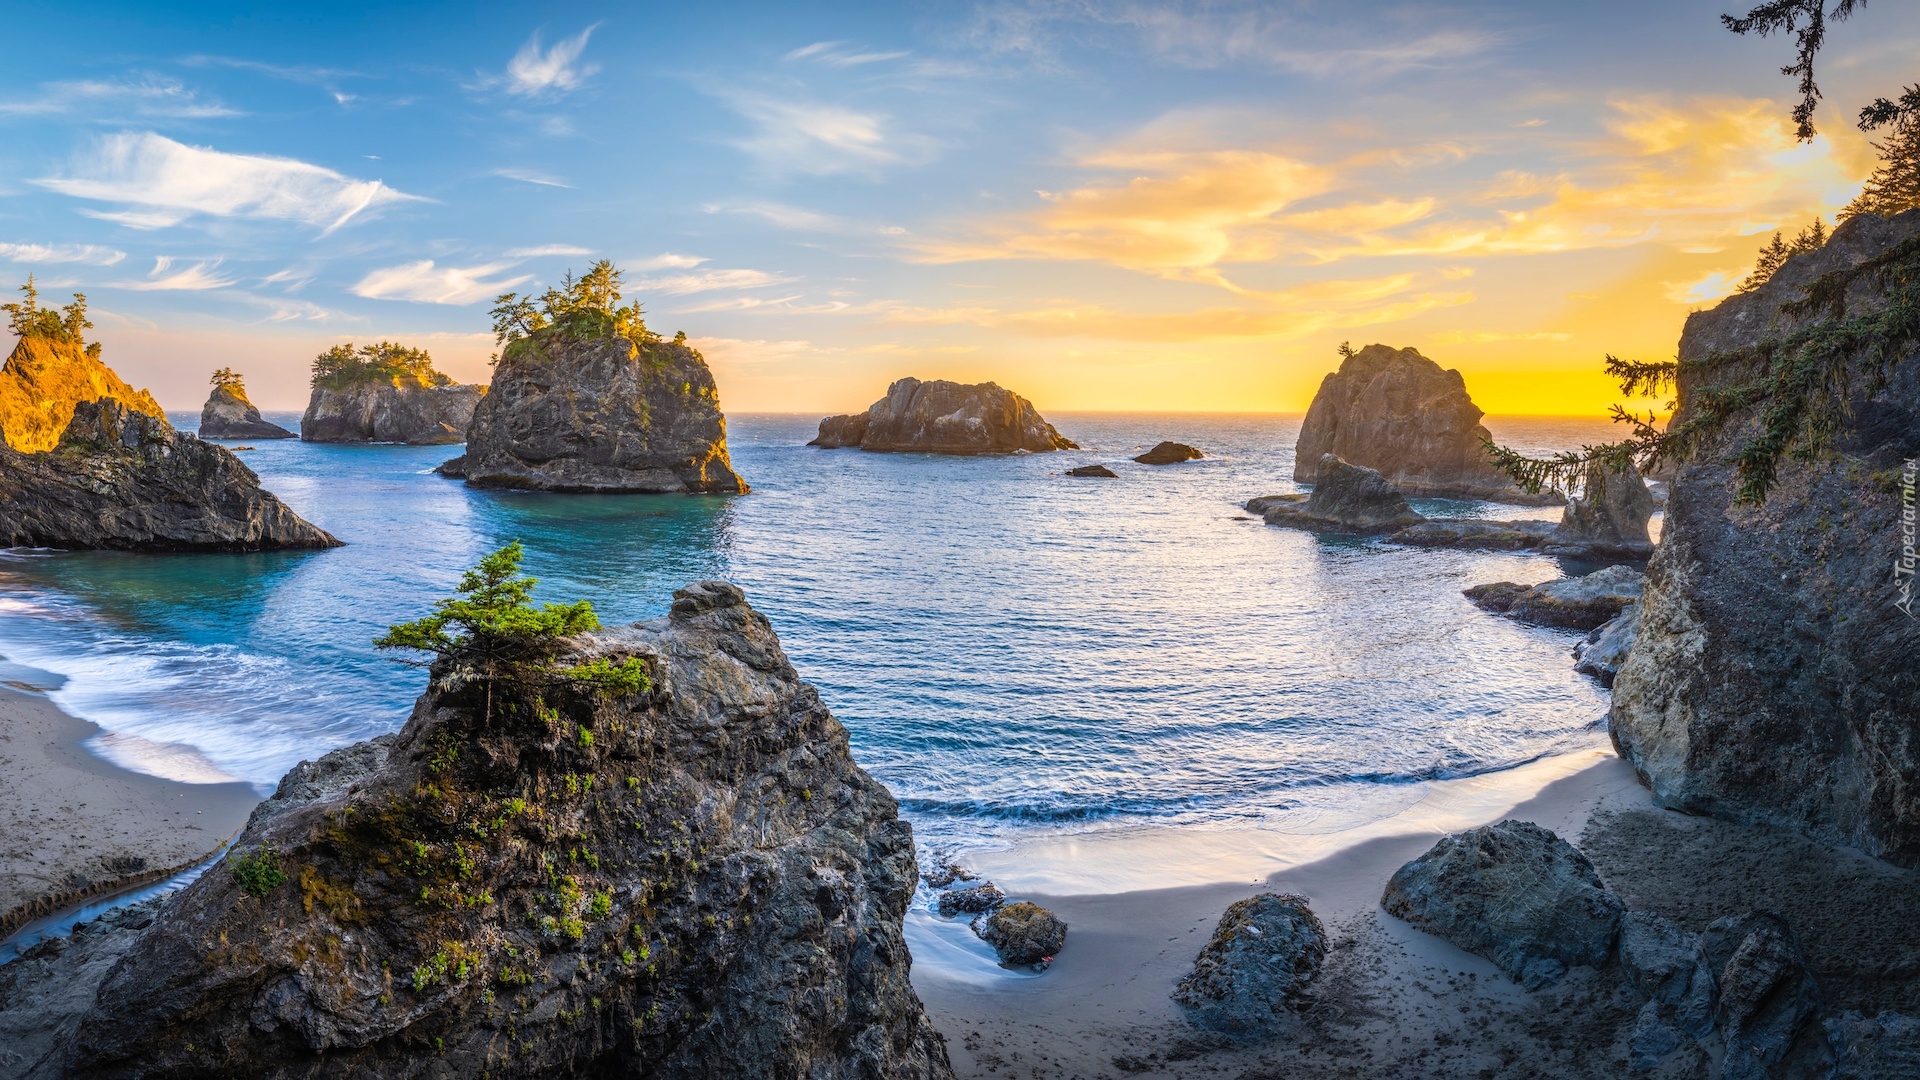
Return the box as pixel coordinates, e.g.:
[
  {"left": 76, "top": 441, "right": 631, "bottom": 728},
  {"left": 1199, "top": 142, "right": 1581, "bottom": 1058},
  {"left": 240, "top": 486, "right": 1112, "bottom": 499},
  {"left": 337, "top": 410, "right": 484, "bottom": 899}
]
[
  {"left": 0, "top": 315, "right": 166, "bottom": 454},
  {"left": 300, "top": 342, "right": 484, "bottom": 445},
  {"left": 1294, "top": 344, "right": 1555, "bottom": 503},
  {"left": 1610, "top": 209, "right": 1920, "bottom": 866},
  {"left": 198, "top": 369, "right": 294, "bottom": 439},
  {"left": 810, "top": 377, "right": 1076, "bottom": 454},
  {"left": 442, "top": 330, "right": 746, "bottom": 494},
  {"left": 0, "top": 581, "right": 953, "bottom": 1078}
]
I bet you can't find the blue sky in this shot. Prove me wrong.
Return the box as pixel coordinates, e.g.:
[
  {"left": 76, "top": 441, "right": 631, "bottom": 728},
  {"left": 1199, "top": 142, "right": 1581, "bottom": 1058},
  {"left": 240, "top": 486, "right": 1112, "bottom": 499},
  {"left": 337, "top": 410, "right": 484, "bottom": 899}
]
[{"left": 4, "top": 1, "right": 1918, "bottom": 412}]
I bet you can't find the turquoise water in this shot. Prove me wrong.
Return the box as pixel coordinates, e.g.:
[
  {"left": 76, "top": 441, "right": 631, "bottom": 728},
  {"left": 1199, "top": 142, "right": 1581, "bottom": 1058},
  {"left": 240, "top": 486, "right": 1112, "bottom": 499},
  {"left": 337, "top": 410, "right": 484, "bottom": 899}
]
[{"left": 0, "top": 411, "right": 1614, "bottom": 854}]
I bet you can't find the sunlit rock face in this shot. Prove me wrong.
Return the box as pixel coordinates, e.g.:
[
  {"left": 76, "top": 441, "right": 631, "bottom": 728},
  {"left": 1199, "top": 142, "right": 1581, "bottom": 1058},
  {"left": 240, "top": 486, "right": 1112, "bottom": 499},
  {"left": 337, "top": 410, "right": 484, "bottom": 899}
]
[
  {"left": 301, "top": 381, "right": 484, "bottom": 445},
  {"left": 1293, "top": 344, "right": 1556, "bottom": 504},
  {"left": 1611, "top": 209, "right": 1920, "bottom": 866},
  {"left": 199, "top": 384, "right": 294, "bottom": 440},
  {"left": 810, "top": 377, "right": 1076, "bottom": 454},
  {"left": 444, "top": 328, "right": 746, "bottom": 494},
  {"left": 0, "top": 335, "right": 166, "bottom": 453}
]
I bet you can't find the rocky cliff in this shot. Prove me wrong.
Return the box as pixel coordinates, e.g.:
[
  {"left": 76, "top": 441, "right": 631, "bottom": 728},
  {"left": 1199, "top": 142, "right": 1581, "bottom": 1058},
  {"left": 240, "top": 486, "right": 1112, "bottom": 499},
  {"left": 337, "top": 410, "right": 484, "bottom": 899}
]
[
  {"left": 0, "top": 399, "right": 338, "bottom": 552},
  {"left": 200, "top": 383, "right": 295, "bottom": 440},
  {"left": 441, "top": 325, "right": 745, "bottom": 494},
  {"left": 0, "top": 335, "right": 165, "bottom": 453},
  {"left": 0, "top": 581, "right": 950, "bottom": 1078},
  {"left": 1611, "top": 210, "right": 1920, "bottom": 866},
  {"left": 1294, "top": 345, "right": 1555, "bottom": 504},
  {"left": 810, "top": 378, "right": 1076, "bottom": 454},
  {"left": 302, "top": 381, "right": 484, "bottom": 445}
]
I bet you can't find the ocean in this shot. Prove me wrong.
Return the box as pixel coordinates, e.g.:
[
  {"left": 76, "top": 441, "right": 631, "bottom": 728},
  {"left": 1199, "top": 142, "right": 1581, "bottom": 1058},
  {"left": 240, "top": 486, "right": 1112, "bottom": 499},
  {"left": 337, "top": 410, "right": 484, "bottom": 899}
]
[{"left": 0, "top": 411, "right": 1621, "bottom": 861}]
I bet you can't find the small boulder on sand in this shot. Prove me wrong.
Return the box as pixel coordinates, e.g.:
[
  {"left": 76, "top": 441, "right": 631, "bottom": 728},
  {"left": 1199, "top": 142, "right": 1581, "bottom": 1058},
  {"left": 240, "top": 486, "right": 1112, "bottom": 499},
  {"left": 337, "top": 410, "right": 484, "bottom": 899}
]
[
  {"left": 1172, "top": 893, "right": 1328, "bottom": 1034},
  {"left": 973, "top": 901, "right": 1067, "bottom": 967}
]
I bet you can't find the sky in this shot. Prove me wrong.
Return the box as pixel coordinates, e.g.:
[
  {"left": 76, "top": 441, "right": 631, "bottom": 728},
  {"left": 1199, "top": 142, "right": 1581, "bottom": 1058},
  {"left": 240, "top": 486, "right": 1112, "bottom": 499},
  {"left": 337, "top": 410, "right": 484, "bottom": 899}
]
[{"left": 2, "top": 0, "right": 1916, "bottom": 415}]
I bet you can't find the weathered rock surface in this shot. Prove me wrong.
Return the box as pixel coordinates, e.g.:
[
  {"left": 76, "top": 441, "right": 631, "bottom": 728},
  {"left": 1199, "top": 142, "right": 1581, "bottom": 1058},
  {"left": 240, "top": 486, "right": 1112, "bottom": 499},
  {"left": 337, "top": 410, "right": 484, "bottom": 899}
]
[
  {"left": 0, "top": 400, "right": 339, "bottom": 552},
  {"left": 1610, "top": 210, "right": 1920, "bottom": 866},
  {"left": 1616, "top": 911, "right": 1715, "bottom": 1039},
  {"left": 1556, "top": 460, "right": 1656, "bottom": 558},
  {"left": 1465, "top": 565, "right": 1644, "bottom": 631},
  {"left": 1247, "top": 454, "right": 1426, "bottom": 534},
  {"left": 1388, "top": 518, "right": 1561, "bottom": 551},
  {"left": 935, "top": 883, "right": 1004, "bottom": 917},
  {"left": 1293, "top": 344, "right": 1557, "bottom": 504},
  {"left": 199, "top": 384, "right": 294, "bottom": 440},
  {"left": 1826, "top": 1010, "right": 1920, "bottom": 1079},
  {"left": 1065, "top": 464, "right": 1118, "bottom": 478},
  {"left": 973, "top": 901, "right": 1066, "bottom": 967},
  {"left": 1574, "top": 603, "right": 1641, "bottom": 687},
  {"left": 1133, "top": 441, "right": 1202, "bottom": 465},
  {"left": 442, "top": 327, "right": 745, "bottom": 493},
  {"left": 1381, "top": 820, "right": 1624, "bottom": 989},
  {"left": 0, "top": 335, "right": 165, "bottom": 453},
  {"left": 0, "top": 581, "right": 951, "bottom": 1079},
  {"left": 301, "top": 381, "right": 483, "bottom": 445},
  {"left": 1171, "top": 893, "right": 1327, "bottom": 1035},
  {"left": 0, "top": 900, "right": 163, "bottom": 1079},
  {"left": 810, "top": 378, "right": 1076, "bottom": 454},
  {"left": 245, "top": 733, "right": 397, "bottom": 830},
  {"left": 1705, "top": 912, "right": 1830, "bottom": 1079}
]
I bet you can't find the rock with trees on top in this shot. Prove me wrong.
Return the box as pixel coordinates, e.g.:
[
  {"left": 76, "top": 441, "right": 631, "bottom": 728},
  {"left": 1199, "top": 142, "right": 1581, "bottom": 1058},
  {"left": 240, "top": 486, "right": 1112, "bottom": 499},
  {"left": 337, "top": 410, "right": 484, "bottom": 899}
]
[
  {"left": 198, "top": 368, "right": 294, "bottom": 439},
  {"left": 300, "top": 341, "right": 484, "bottom": 445}
]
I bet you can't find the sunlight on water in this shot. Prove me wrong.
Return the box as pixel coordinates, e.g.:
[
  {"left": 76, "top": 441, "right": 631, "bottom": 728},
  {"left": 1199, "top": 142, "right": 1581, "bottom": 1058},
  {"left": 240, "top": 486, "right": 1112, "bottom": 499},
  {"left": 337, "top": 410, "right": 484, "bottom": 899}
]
[{"left": 0, "top": 411, "right": 1618, "bottom": 850}]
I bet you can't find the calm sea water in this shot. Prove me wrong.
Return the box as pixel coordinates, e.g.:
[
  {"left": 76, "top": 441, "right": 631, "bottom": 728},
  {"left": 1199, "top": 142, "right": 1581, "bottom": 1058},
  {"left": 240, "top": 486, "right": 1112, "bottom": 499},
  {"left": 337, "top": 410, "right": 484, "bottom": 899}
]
[{"left": 0, "top": 411, "right": 1620, "bottom": 856}]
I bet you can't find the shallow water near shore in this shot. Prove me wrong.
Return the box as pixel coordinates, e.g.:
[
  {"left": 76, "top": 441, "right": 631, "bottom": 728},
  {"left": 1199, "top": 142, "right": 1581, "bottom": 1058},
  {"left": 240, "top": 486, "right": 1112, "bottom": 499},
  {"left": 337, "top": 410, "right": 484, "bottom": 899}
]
[{"left": 0, "top": 411, "right": 1619, "bottom": 862}]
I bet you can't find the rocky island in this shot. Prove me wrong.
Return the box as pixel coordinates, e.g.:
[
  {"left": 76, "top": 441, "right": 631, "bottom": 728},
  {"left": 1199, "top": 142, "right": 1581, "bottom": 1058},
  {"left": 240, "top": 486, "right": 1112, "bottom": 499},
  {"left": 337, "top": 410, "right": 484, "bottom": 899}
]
[
  {"left": 440, "top": 263, "right": 747, "bottom": 494},
  {"left": 1294, "top": 344, "right": 1558, "bottom": 504},
  {"left": 301, "top": 342, "right": 485, "bottom": 445},
  {"left": 198, "top": 368, "right": 294, "bottom": 440},
  {"left": 810, "top": 377, "right": 1076, "bottom": 454},
  {"left": 0, "top": 280, "right": 166, "bottom": 454}
]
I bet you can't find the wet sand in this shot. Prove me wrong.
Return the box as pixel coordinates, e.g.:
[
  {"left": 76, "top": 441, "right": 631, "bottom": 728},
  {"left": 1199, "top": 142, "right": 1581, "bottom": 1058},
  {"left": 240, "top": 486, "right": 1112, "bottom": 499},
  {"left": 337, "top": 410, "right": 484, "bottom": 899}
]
[{"left": 0, "top": 684, "right": 259, "bottom": 939}]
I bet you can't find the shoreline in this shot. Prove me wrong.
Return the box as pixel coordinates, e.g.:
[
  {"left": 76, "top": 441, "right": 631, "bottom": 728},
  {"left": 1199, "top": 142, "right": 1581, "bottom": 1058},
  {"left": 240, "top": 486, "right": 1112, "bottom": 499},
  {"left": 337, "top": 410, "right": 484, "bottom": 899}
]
[{"left": 0, "top": 681, "right": 258, "bottom": 942}]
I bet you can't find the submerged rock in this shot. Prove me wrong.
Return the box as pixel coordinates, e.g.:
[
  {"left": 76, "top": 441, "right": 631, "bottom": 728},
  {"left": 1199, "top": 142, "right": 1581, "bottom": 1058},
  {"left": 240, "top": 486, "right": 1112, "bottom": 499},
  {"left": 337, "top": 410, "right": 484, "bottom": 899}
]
[
  {"left": 199, "top": 379, "right": 294, "bottom": 440},
  {"left": 1293, "top": 344, "right": 1557, "bottom": 504},
  {"left": 1247, "top": 454, "right": 1426, "bottom": 534},
  {"left": 1065, "top": 464, "right": 1119, "bottom": 478},
  {"left": 1575, "top": 604, "right": 1641, "bottom": 687},
  {"left": 1464, "top": 565, "right": 1644, "bottom": 631},
  {"left": 302, "top": 381, "right": 483, "bottom": 445},
  {"left": 973, "top": 901, "right": 1067, "bottom": 967},
  {"left": 0, "top": 399, "right": 339, "bottom": 552},
  {"left": 1172, "top": 893, "right": 1327, "bottom": 1035},
  {"left": 1133, "top": 441, "right": 1203, "bottom": 465},
  {"left": 1610, "top": 210, "right": 1920, "bottom": 866},
  {"left": 0, "top": 333, "right": 165, "bottom": 454},
  {"left": 810, "top": 377, "right": 1076, "bottom": 454},
  {"left": 0, "top": 581, "right": 950, "bottom": 1079},
  {"left": 936, "top": 882, "right": 1005, "bottom": 917},
  {"left": 443, "top": 325, "right": 746, "bottom": 493},
  {"left": 1388, "top": 518, "right": 1560, "bottom": 551},
  {"left": 1705, "top": 912, "right": 1830, "bottom": 1079},
  {"left": 1381, "top": 820, "right": 1624, "bottom": 989}
]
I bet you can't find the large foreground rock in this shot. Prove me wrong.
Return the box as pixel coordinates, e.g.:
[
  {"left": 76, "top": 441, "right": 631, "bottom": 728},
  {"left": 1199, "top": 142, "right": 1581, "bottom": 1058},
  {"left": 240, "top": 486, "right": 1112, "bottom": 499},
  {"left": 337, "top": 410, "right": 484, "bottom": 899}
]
[
  {"left": 1172, "top": 893, "right": 1327, "bottom": 1034},
  {"left": 442, "top": 326, "right": 746, "bottom": 493},
  {"left": 1610, "top": 209, "right": 1920, "bottom": 866},
  {"left": 1247, "top": 453, "right": 1426, "bottom": 534},
  {"left": 302, "top": 381, "right": 483, "bottom": 445},
  {"left": 810, "top": 378, "right": 1076, "bottom": 454},
  {"left": 0, "top": 400, "right": 339, "bottom": 552},
  {"left": 0, "top": 582, "right": 950, "bottom": 1079},
  {"left": 0, "top": 334, "right": 165, "bottom": 454},
  {"left": 1293, "top": 344, "right": 1556, "bottom": 504},
  {"left": 199, "top": 383, "right": 294, "bottom": 440},
  {"left": 1465, "top": 565, "right": 1644, "bottom": 631},
  {"left": 1381, "top": 820, "right": 1624, "bottom": 988}
]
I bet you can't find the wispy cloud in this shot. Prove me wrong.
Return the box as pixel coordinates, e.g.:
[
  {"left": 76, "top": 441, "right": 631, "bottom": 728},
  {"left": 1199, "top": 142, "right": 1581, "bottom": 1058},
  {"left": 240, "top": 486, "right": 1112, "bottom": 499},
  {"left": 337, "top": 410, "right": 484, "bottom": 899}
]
[
  {"left": 784, "top": 41, "right": 913, "bottom": 67},
  {"left": 634, "top": 269, "right": 794, "bottom": 295},
  {"left": 494, "top": 167, "right": 571, "bottom": 188},
  {"left": 0, "top": 242, "right": 125, "bottom": 266},
  {"left": 36, "top": 132, "right": 423, "bottom": 235},
  {"left": 119, "top": 256, "right": 236, "bottom": 291},
  {"left": 498, "top": 25, "right": 601, "bottom": 98},
  {"left": 704, "top": 201, "right": 847, "bottom": 231},
  {"left": 713, "top": 90, "right": 928, "bottom": 176},
  {"left": 350, "top": 260, "right": 532, "bottom": 305},
  {"left": 506, "top": 244, "right": 593, "bottom": 258},
  {"left": 629, "top": 253, "right": 707, "bottom": 270},
  {"left": 0, "top": 76, "right": 239, "bottom": 119}
]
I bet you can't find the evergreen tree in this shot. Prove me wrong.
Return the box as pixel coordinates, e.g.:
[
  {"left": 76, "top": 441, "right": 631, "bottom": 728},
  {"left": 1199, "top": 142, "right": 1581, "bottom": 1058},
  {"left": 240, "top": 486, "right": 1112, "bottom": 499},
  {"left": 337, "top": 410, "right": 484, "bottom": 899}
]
[{"left": 1842, "top": 84, "right": 1920, "bottom": 220}]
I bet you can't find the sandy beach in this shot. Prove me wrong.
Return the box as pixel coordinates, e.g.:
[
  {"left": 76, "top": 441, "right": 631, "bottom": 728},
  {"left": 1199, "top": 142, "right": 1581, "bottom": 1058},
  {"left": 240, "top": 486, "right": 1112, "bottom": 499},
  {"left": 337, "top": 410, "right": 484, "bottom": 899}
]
[
  {"left": 0, "top": 681, "right": 258, "bottom": 940},
  {"left": 912, "top": 749, "right": 1920, "bottom": 1079}
]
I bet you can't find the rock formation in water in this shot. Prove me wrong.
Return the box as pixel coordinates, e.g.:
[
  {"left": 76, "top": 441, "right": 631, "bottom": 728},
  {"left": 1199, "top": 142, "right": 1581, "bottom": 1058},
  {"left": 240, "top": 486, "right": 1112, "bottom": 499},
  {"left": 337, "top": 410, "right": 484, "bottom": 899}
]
[
  {"left": 441, "top": 324, "right": 746, "bottom": 493},
  {"left": 199, "top": 373, "right": 295, "bottom": 440},
  {"left": 1611, "top": 210, "right": 1920, "bottom": 867},
  {"left": 0, "top": 399, "right": 339, "bottom": 552},
  {"left": 1065, "top": 464, "right": 1118, "bottom": 478},
  {"left": 1465, "top": 565, "right": 1644, "bottom": 631},
  {"left": 1555, "top": 460, "right": 1655, "bottom": 558},
  {"left": 1134, "top": 441, "right": 1202, "bottom": 465},
  {"left": 0, "top": 581, "right": 950, "bottom": 1079},
  {"left": 1246, "top": 454, "right": 1426, "bottom": 534},
  {"left": 1173, "top": 894, "right": 1326, "bottom": 1034},
  {"left": 1574, "top": 604, "right": 1640, "bottom": 687},
  {"left": 973, "top": 901, "right": 1066, "bottom": 967},
  {"left": 809, "top": 378, "right": 1076, "bottom": 454},
  {"left": 301, "top": 343, "right": 483, "bottom": 445},
  {"left": 0, "top": 331, "right": 165, "bottom": 454},
  {"left": 1293, "top": 344, "right": 1557, "bottom": 504}
]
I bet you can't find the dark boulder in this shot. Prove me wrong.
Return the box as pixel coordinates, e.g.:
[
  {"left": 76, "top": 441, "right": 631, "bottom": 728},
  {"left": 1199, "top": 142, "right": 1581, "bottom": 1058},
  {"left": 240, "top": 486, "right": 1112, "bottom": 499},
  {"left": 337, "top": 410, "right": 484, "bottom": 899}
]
[
  {"left": 0, "top": 399, "right": 339, "bottom": 552},
  {"left": 1247, "top": 454, "right": 1426, "bottom": 534},
  {"left": 810, "top": 377, "right": 1076, "bottom": 454},
  {"left": 1388, "top": 518, "right": 1560, "bottom": 551},
  {"left": 445, "top": 326, "right": 746, "bottom": 494},
  {"left": 1293, "top": 343, "right": 1557, "bottom": 503},
  {"left": 198, "top": 383, "right": 294, "bottom": 440},
  {"left": 1065, "top": 464, "right": 1119, "bottom": 478},
  {"left": 1133, "top": 441, "right": 1202, "bottom": 465},
  {"left": 1172, "top": 893, "right": 1328, "bottom": 1035},
  {"left": 1574, "top": 604, "right": 1640, "bottom": 687},
  {"left": 936, "top": 883, "right": 1005, "bottom": 917},
  {"left": 1705, "top": 912, "right": 1830, "bottom": 1080},
  {"left": 1464, "top": 565, "right": 1644, "bottom": 631},
  {"left": 1381, "top": 820, "right": 1624, "bottom": 989},
  {"left": 1616, "top": 911, "right": 1715, "bottom": 1039},
  {"left": 973, "top": 901, "right": 1067, "bottom": 967}
]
